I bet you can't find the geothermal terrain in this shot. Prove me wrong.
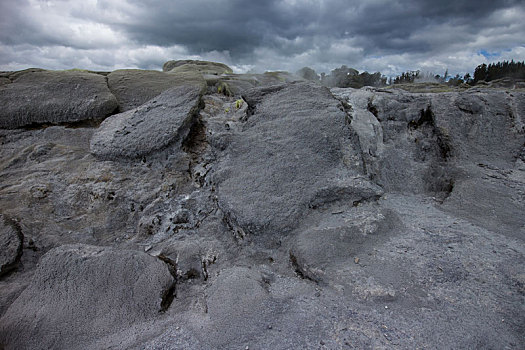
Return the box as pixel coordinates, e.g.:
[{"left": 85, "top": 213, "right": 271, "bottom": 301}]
[{"left": 0, "top": 60, "right": 524, "bottom": 349}]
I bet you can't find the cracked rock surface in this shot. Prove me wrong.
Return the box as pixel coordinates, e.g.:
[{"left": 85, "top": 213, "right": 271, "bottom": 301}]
[
  {"left": 107, "top": 69, "right": 206, "bottom": 112},
  {"left": 90, "top": 85, "right": 204, "bottom": 159},
  {"left": 0, "top": 61, "right": 524, "bottom": 349}
]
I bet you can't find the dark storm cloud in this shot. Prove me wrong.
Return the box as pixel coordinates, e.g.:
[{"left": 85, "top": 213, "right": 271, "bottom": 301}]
[
  {"left": 110, "top": 0, "right": 318, "bottom": 56},
  {"left": 346, "top": 0, "right": 523, "bottom": 54},
  {"left": 110, "top": 0, "right": 522, "bottom": 56},
  {"left": 0, "top": 0, "right": 524, "bottom": 75}
]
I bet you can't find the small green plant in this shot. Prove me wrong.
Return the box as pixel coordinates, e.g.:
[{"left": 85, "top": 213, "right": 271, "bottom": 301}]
[
  {"left": 235, "top": 99, "right": 244, "bottom": 109},
  {"left": 217, "top": 82, "right": 233, "bottom": 96}
]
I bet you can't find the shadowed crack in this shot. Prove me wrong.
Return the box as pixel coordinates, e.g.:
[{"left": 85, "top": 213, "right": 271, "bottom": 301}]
[
  {"left": 182, "top": 98, "right": 209, "bottom": 186},
  {"left": 157, "top": 254, "right": 178, "bottom": 312},
  {"left": 367, "top": 100, "right": 379, "bottom": 119},
  {"left": 221, "top": 208, "right": 247, "bottom": 241},
  {"left": 289, "top": 252, "right": 319, "bottom": 284},
  {"left": 20, "top": 116, "right": 114, "bottom": 130},
  {"left": 409, "top": 106, "right": 451, "bottom": 160},
  {"left": 0, "top": 215, "right": 24, "bottom": 278},
  {"left": 408, "top": 106, "right": 434, "bottom": 129}
]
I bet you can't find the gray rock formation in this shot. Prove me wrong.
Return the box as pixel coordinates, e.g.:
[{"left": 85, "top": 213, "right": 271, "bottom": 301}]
[
  {"left": 90, "top": 85, "right": 203, "bottom": 159},
  {"left": 0, "top": 244, "right": 174, "bottom": 350},
  {"left": 211, "top": 82, "right": 381, "bottom": 238},
  {"left": 333, "top": 87, "right": 525, "bottom": 238},
  {"left": 0, "top": 70, "right": 118, "bottom": 128},
  {"left": 108, "top": 69, "right": 205, "bottom": 112},
  {"left": 0, "top": 215, "right": 23, "bottom": 277},
  {"left": 0, "top": 63, "right": 523, "bottom": 349}
]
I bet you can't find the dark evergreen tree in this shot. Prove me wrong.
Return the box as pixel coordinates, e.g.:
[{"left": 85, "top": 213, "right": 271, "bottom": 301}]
[{"left": 473, "top": 63, "right": 487, "bottom": 83}]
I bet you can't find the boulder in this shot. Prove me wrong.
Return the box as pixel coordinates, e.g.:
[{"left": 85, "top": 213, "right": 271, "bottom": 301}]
[
  {"left": 0, "top": 215, "right": 23, "bottom": 277},
  {"left": 0, "top": 70, "right": 118, "bottom": 129},
  {"left": 211, "top": 82, "right": 380, "bottom": 237},
  {"left": 90, "top": 85, "right": 203, "bottom": 159},
  {"left": 108, "top": 69, "right": 206, "bottom": 112},
  {"left": 0, "top": 244, "right": 174, "bottom": 350}
]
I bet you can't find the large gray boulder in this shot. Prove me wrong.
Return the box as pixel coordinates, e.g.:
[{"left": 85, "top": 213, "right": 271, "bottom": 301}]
[
  {"left": 0, "top": 70, "right": 118, "bottom": 129},
  {"left": 108, "top": 69, "right": 206, "bottom": 112},
  {"left": 0, "top": 244, "right": 174, "bottom": 350},
  {"left": 0, "top": 215, "right": 23, "bottom": 277},
  {"left": 210, "top": 82, "right": 381, "bottom": 237},
  {"left": 90, "top": 85, "right": 203, "bottom": 159},
  {"left": 333, "top": 87, "right": 525, "bottom": 237}
]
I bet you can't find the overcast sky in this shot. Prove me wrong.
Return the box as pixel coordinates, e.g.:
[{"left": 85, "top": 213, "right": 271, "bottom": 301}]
[{"left": 1, "top": 0, "right": 524, "bottom": 77}]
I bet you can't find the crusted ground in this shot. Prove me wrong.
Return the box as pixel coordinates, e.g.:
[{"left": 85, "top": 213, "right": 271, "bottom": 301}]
[{"left": 0, "top": 62, "right": 524, "bottom": 349}]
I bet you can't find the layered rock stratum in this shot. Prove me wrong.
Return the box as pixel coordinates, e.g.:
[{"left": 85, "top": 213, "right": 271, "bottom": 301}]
[{"left": 0, "top": 61, "right": 524, "bottom": 349}]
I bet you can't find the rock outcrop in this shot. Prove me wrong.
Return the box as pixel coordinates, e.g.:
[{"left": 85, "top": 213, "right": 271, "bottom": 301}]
[
  {"left": 108, "top": 69, "right": 206, "bottom": 112},
  {"left": 211, "top": 82, "right": 381, "bottom": 237},
  {"left": 0, "top": 70, "right": 118, "bottom": 128},
  {"left": 0, "top": 215, "right": 23, "bottom": 277},
  {"left": 0, "top": 62, "right": 523, "bottom": 350},
  {"left": 0, "top": 244, "right": 175, "bottom": 350},
  {"left": 90, "top": 85, "right": 203, "bottom": 159}
]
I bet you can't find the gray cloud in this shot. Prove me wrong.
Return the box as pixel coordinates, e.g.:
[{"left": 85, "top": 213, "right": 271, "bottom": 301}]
[{"left": 0, "top": 0, "right": 524, "bottom": 76}]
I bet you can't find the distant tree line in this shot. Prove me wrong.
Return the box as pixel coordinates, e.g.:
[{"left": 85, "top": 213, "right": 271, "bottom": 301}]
[
  {"left": 391, "top": 70, "right": 421, "bottom": 84},
  {"left": 386, "top": 60, "right": 525, "bottom": 86},
  {"left": 296, "top": 60, "right": 525, "bottom": 88},
  {"left": 473, "top": 60, "right": 525, "bottom": 83}
]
